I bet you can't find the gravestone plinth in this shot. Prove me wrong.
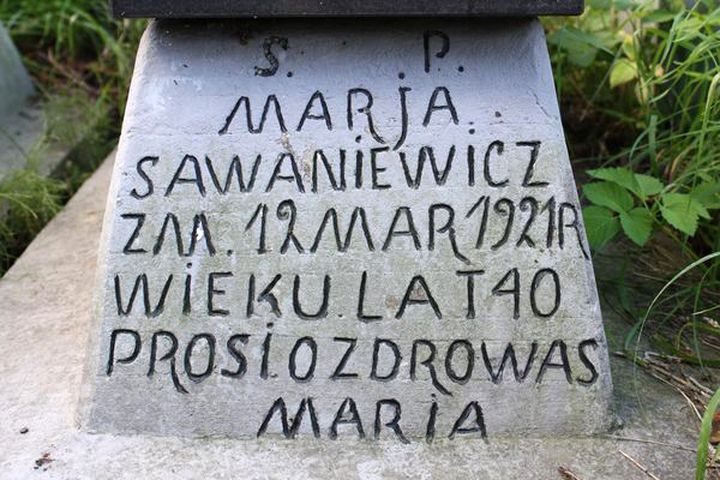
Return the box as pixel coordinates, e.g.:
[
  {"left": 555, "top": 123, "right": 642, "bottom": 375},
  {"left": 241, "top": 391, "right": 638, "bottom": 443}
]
[{"left": 82, "top": 18, "right": 613, "bottom": 440}]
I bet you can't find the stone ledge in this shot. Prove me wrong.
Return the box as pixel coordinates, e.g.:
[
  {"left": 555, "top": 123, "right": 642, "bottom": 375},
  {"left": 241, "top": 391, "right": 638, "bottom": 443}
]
[{"left": 0, "top": 151, "right": 698, "bottom": 479}]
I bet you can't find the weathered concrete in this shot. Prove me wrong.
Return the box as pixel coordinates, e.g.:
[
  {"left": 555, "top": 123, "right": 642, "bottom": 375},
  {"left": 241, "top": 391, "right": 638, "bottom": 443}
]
[
  {"left": 84, "top": 18, "right": 613, "bottom": 440},
  {"left": 0, "top": 152, "right": 699, "bottom": 479}
]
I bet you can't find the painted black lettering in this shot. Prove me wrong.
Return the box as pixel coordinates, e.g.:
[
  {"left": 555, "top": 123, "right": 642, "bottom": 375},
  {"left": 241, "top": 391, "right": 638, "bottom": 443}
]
[
  {"left": 130, "top": 156, "right": 157, "bottom": 199},
  {"left": 221, "top": 334, "right": 250, "bottom": 378},
  {"left": 481, "top": 342, "right": 538, "bottom": 383},
  {"left": 247, "top": 274, "right": 283, "bottom": 317},
  {"left": 517, "top": 197, "right": 539, "bottom": 248},
  {"left": 292, "top": 275, "right": 330, "bottom": 320},
  {"left": 278, "top": 200, "right": 305, "bottom": 253},
  {"left": 267, "top": 153, "right": 305, "bottom": 193},
  {"left": 219, "top": 95, "right": 287, "bottom": 134},
  {"left": 114, "top": 273, "right": 173, "bottom": 317},
  {"left": 559, "top": 202, "right": 590, "bottom": 259},
  {"left": 312, "top": 149, "right": 346, "bottom": 193},
  {"left": 166, "top": 154, "right": 205, "bottom": 197},
  {"left": 257, "top": 397, "right": 321, "bottom": 439},
  {"left": 184, "top": 333, "right": 215, "bottom": 383},
  {"left": 422, "top": 87, "right": 458, "bottom": 126},
  {"left": 445, "top": 339, "right": 474, "bottom": 384},
  {"left": 205, "top": 154, "right": 261, "bottom": 193},
  {"left": 492, "top": 268, "right": 520, "bottom": 320},
  {"left": 530, "top": 268, "right": 561, "bottom": 317},
  {"left": 148, "top": 330, "right": 187, "bottom": 394},
  {"left": 382, "top": 207, "right": 420, "bottom": 251},
  {"left": 370, "top": 147, "right": 391, "bottom": 190},
  {"left": 423, "top": 31, "right": 450, "bottom": 73},
  {"left": 483, "top": 141, "right": 508, "bottom": 187},
  {"left": 329, "top": 397, "right": 365, "bottom": 439},
  {"left": 106, "top": 329, "right": 141, "bottom": 375},
  {"left": 411, "top": 340, "right": 451, "bottom": 396},
  {"left": 466, "top": 196, "right": 490, "bottom": 249},
  {"left": 517, "top": 141, "right": 548, "bottom": 187},
  {"left": 347, "top": 88, "right": 385, "bottom": 144},
  {"left": 448, "top": 402, "right": 486, "bottom": 439},
  {"left": 374, "top": 399, "right": 409, "bottom": 444},
  {"left": 254, "top": 36, "right": 288, "bottom": 77},
  {"left": 289, "top": 336, "right": 318, "bottom": 382},
  {"left": 297, "top": 90, "right": 332, "bottom": 131},
  {"left": 536, "top": 340, "right": 573, "bottom": 384},
  {"left": 208, "top": 272, "right": 232, "bottom": 316},
  {"left": 331, "top": 337, "right": 359, "bottom": 379},
  {"left": 491, "top": 198, "right": 515, "bottom": 250},
  {"left": 429, "top": 203, "right": 470, "bottom": 264},
  {"left": 396, "top": 275, "right": 442, "bottom": 319},
  {"left": 577, "top": 339, "right": 600, "bottom": 386},
  {"left": 456, "top": 270, "right": 484, "bottom": 319},
  {"left": 121, "top": 213, "right": 146, "bottom": 254},
  {"left": 370, "top": 338, "right": 402, "bottom": 381}
]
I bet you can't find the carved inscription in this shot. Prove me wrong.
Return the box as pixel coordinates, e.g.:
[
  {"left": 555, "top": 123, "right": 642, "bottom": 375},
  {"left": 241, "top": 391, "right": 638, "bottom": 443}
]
[{"left": 95, "top": 24, "right": 609, "bottom": 441}]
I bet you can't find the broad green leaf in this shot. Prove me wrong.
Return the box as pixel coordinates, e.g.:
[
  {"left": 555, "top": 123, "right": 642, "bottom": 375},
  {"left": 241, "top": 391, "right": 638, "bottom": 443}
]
[
  {"left": 583, "top": 206, "right": 621, "bottom": 249},
  {"left": 659, "top": 193, "right": 708, "bottom": 236},
  {"left": 583, "top": 181, "right": 634, "bottom": 213},
  {"left": 620, "top": 207, "right": 653, "bottom": 246},
  {"left": 635, "top": 174, "right": 664, "bottom": 199},
  {"left": 664, "top": 193, "right": 710, "bottom": 219},
  {"left": 691, "top": 182, "right": 720, "bottom": 209},
  {"left": 587, "top": 167, "right": 639, "bottom": 193},
  {"left": 621, "top": 35, "right": 636, "bottom": 61},
  {"left": 548, "top": 27, "right": 614, "bottom": 67},
  {"left": 610, "top": 58, "right": 638, "bottom": 87}
]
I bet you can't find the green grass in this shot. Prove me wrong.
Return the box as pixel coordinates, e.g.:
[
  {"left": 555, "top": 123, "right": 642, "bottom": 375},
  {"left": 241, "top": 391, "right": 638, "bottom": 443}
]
[
  {"left": 0, "top": 0, "right": 144, "bottom": 274},
  {"left": 545, "top": 2, "right": 720, "bottom": 477}
]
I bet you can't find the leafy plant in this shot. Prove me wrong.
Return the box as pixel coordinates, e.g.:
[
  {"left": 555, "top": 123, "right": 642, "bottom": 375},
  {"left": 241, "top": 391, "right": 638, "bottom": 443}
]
[
  {"left": 582, "top": 166, "right": 719, "bottom": 248},
  {"left": 547, "top": 0, "right": 720, "bottom": 257},
  {"left": 0, "top": 168, "right": 66, "bottom": 273}
]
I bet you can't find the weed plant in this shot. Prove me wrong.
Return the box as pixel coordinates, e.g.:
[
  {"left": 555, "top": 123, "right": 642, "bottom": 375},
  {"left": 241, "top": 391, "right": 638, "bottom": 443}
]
[
  {"left": 0, "top": 0, "right": 144, "bottom": 274},
  {"left": 546, "top": 1, "right": 719, "bottom": 476}
]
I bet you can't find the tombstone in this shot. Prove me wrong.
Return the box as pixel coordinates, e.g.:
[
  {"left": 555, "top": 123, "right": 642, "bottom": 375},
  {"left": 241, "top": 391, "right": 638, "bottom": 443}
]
[
  {"left": 82, "top": 1, "right": 614, "bottom": 441},
  {"left": 0, "top": 21, "right": 40, "bottom": 180}
]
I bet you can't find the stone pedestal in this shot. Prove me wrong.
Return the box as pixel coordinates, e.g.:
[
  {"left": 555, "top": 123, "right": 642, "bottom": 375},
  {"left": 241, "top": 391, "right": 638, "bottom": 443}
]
[{"left": 82, "top": 18, "right": 613, "bottom": 440}]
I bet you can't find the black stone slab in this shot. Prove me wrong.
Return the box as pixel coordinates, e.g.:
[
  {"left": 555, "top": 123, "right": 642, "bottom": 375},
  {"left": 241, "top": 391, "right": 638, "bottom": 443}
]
[{"left": 110, "top": 0, "right": 584, "bottom": 18}]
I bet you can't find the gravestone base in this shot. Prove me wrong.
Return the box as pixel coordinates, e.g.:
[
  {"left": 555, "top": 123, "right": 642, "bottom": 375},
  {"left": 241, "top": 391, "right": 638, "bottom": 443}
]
[
  {"left": 0, "top": 153, "right": 698, "bottom": 479},
  {"left": 83, "top": 18, "right": 613, "bottom": 440}
]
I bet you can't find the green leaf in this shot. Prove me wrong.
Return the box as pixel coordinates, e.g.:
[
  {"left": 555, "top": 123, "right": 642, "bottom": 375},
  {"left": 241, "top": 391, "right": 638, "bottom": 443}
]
[
  {"left": 583, "top": 181, "right": 634, "bottom": 213},
  {"left": 587, "top": 167, "right": 639, "bottom": 192},
  {"left": 691, "top": 182, "right": 720, "bottom": 209},
  {"left": 612, "top": 0, "right": 635, "bottom": 10},
  {"left": 588, "top": 0, "right": 611, "bottom": 8},
  {"left": 583, "top": 206, "right": 621, "bottom": 249},
  {"left": 634, "top": 174, "right": 664, "bottom": 199},
  {"left": 642, "top": 10, "right": 677, "bottom": 24},
  {"left": 659, "top": 193, "right": 709, "bottom": 236},
  {"left": 610, "top": 58, "right": 638, "bottom": 87},
  {"left": 548, "top": 27, "right": 613, "bottom": 67},
  {"left": 620, "top": 207, "right": 653, "bottom": 246}
]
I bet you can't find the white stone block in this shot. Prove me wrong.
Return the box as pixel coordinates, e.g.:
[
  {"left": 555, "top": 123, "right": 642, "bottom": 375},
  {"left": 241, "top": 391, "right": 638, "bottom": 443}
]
[{"left": 83, "top": 18, "right": 613, "bottom": 441}]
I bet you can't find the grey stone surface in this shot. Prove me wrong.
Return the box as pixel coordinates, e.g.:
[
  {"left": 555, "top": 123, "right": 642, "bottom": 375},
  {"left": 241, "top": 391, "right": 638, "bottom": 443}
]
[
  {"left": 0, "top": 22, "right": 33, "bottom": 116},
  {"left": 0, "top": 21, "right": 66, "bottom": 182},
  {"left": 111, "top": 0, "right": 584, "bottom": 19},
  {"left": 0, "top": 152, "right": 698, "bottom": 479},
  {"left": 84, "top": 18, "right": 613, "bottom": 440},
  {"left": 0, "top": 21, "right": 42, "bottom": 181}
]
